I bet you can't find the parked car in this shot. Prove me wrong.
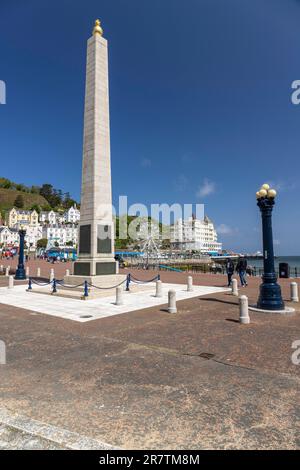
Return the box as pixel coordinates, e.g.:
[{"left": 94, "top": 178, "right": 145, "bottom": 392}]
[
  {"left": 46, "top": 248, "right": 61, "bottom": 262},
  {"left": 46, "top": 248, "right": 77, "bottom": 262},
  {"left": 61, "top": 248, "right": 77, "bottom": 261}
]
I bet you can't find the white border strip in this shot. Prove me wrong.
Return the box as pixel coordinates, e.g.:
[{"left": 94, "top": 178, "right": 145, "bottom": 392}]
[{"left": 0, "top": 407, "right": 118, "bottom": 450}]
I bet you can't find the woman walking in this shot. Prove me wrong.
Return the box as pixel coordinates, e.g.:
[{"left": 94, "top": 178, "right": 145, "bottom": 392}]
[{"left": 226, "top": 258, "right": 235, "bottom": 287}]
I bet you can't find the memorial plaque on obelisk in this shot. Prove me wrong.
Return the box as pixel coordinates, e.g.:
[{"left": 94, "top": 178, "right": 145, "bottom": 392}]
[{"left": 66, "top": 20, "right": 125, "bottom": 286}]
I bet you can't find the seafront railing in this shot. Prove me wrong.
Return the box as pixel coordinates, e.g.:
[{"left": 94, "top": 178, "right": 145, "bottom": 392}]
[
  {"left": 0, "top": 264, "right": 299, "bottom": 279},
  {"left": 129, "top": 263, "right": 300, "bottom": 278}
]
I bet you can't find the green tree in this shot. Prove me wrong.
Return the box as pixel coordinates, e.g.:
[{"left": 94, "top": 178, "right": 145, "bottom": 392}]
[
  {"left": 65, "top": 240, "right": 73, "bottom": 246},
  {"left": 14, "top": 194, "right": 24, "bottom": 208},
  {"left": 37, "top": 238, "right": 48, "bottom": 249},
  {"left": 63, "top": 192, "right": 78, "bottom": 209},
  {"left": 0, "top": 177, "right": 12, "bottom": 189},
  {"left": 30, "top": 185, "right": 40, "bottom": 194},
  {"left": 39, "top": 184, "right": 54, "bottom": 206},
  {"left": 31, "top": 204, "right": 41, "bottom": 213},
  {"left": 39, "top": 184, "right": 65, "bottom": 208},
  {"left": 51, "top": 189, "right": 63, "bottom": 208},
  {"left": 16, "top": 183, "right": 26, "bottom": 192},
  {"left": 41, "top": 204, "right": 52, "bottom": 212}
]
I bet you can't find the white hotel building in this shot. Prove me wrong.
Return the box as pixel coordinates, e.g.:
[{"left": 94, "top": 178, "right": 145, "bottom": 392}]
[
  {"left": 171, "top": 216, "right": 222, "bottom": 253},
  {"left": 4, "top": 205, "right": 80, "bottom": 248},
  {"left": 42, "top": 224, "right": 78, "bottom": 247},
  {"left": 39, "top": 206, "right": 80, "bottom": 225}
]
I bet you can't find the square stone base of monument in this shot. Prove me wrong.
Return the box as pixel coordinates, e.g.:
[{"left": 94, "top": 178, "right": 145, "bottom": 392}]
[
  {"left": 73, "top": 259, "right": 118, "bottom": 277},
  {"left": 28, "top": 277, "right": 147, "bottom": 300},
  {"left": 56, "top": 274, "right": 127, "bottom": 300},
  {"left": 64, "top": 274, "right": 126, "bottom": 288}
]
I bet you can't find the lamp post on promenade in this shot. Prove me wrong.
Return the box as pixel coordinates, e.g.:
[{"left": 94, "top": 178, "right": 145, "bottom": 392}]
[
  {"left": 15, "top": 229, "right": 27, "bottom": 280},
  {"left": 256, "top": 184, "right": 284, "bottom": 311}
]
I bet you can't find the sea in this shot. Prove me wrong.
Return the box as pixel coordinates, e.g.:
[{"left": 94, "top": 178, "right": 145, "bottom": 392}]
[{"left": 248, "top": 256, "right": 300, "bottom": 270}]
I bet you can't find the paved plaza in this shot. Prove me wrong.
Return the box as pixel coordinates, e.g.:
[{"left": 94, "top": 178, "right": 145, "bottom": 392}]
[
  {"left": 1, "top": 4, "right": 300, "bottom": 455},
  {"left": 0, "top": 282, "right": 229, "bottom": 323},
  {"left": 0, "top": 263, "right": 299, "bottom": 449}
]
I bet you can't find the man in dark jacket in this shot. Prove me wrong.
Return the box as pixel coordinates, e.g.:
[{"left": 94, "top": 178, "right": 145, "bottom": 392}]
[
  {"left": 236, "top": 256, "right": 248, "bottom": 287},
  {"left": 225, "top": 258, "right": 234, "bottom": 287}
]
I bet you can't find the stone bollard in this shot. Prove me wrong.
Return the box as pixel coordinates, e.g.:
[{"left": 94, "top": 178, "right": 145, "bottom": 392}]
[
  {"left": 239, "top": 295, "right": 250, "bottom": 324},
  {"left": 290, "top": 282, "right": 299, "bottom": 302},
  {"left": 232, "top": 278, "right": 238, "bottom": 296},
  {"left": 187, "top": 276, "right": 193, "bottom": 292},
  {"left": 26, "top": 266, "right": 30, "bottom": 277},
  {"left": 5, "top": 266, "right": 10, "bottom": 277},
  {"left": 50, "top": 268, "right": 55, "bottom": 282},
  {"left": 115, "top": 286, "right": 123, "bottom": 306},
  {"left": 168, "top": 290, "right": 177, "bottom": 314},
  {"left": 0, "top": 265, "right": 3, "bottom": 273},
  {"left": 155, "top": 280, "right": 163, "bottom": 298},
  {"left": 37, "top": 267, "right": 41, "bottom": 277},
  {"left": 8, "top": 275, "right": 14, "bottom": 289},
  {"left": 66, "top": 269, "right": 70, "bottom": 277}
]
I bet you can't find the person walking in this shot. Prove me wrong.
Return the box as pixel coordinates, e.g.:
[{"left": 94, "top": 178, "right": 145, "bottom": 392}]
[
  {"left": 236, "top": 256, "right": 248, "bottom": 287},
  {"left": 225, "top": 258, "right": 234, "bottom": 287}
]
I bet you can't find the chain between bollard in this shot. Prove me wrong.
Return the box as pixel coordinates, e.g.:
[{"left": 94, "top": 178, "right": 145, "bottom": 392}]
[
  {"left": 130, "top": 274, "right": 159, "bottom": 284},
  {"left": 30, "top": 278, "right": 54, "bottom": 287},
  {"left": 89, "top": 279, "right": 127, "bottom": 290},
  {"left": 26, "top": 272, "right": 160, "bottom": 296},
  {"left": 56, "top": 281, "right": 85, "bottom": 289}
]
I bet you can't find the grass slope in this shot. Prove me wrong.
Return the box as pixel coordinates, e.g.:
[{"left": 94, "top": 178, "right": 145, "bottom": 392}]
[{"left": 0, "top": 188, "right": 48, "bottom": 211}]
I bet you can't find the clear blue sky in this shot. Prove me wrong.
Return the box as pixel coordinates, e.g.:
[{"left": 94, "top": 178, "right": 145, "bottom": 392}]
[{"left": 1, "top": 0, "right": 300, "bottom": 254}]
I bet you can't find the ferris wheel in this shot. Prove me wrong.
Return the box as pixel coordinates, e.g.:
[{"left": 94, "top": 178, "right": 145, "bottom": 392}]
[{"left": 137, "top": 234, "right": 162, "bottom": 268}]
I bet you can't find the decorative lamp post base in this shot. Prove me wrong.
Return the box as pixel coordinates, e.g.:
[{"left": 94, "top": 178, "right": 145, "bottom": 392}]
[
  {"left": 14, "top": 229, "right": 27, "bottom": 281},
  {"left": 15, "top": 267, "right": 27, "bottom": 281},
  {"left": 257, "top": 281, "right": 285, "bottom": 311}
]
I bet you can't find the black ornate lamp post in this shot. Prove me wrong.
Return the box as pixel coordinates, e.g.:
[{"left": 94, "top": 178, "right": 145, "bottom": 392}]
[
  {"left": 15, "top": 229, "right": 27, "bottom": 280},
  {"left": 256, "top": 184, "right": 284, "bottom": 311}
]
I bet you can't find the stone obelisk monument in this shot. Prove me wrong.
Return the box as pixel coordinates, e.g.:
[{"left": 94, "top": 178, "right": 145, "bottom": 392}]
[{"left": 66, "top": 20, "right": 124, "bottom": 286}]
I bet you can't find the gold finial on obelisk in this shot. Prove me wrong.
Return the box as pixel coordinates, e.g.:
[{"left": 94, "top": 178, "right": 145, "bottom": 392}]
[{"left": 93, "top": 19, "right": 103, "bottom": 36}]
